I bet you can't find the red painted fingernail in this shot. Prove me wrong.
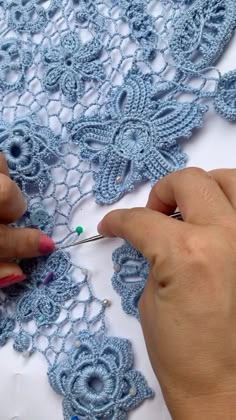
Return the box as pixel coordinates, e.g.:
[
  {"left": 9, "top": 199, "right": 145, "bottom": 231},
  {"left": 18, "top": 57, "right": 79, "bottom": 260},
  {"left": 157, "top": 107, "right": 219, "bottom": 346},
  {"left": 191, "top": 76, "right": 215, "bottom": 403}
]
[
  {"left": 0, "top": 274, "right": 26, "bottom": 288},
  {"left": 38, "top": 234, "right": 55, "bottom": 255}
]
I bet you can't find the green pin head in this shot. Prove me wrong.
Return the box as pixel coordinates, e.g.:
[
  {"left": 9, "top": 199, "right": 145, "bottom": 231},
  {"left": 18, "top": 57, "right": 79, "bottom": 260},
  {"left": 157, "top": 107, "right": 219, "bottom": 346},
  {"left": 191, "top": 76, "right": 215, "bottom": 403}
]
[{"left": 76, "top": 226, "right": 83, "bottom": 235}]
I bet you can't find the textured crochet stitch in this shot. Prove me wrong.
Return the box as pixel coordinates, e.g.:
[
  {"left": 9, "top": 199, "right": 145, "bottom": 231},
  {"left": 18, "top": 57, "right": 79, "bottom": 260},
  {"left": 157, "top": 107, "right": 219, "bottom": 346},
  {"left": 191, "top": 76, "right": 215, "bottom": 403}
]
[{"left": 0, "top": 0, "right": 235, "bottom": 418}]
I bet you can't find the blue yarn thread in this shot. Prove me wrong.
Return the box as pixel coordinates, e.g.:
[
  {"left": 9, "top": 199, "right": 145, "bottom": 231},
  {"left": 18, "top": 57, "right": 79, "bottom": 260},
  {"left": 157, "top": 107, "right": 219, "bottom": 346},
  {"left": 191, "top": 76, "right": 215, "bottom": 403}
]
[{"left": 0, "top": 0, "right": 235, "bottom": 418}]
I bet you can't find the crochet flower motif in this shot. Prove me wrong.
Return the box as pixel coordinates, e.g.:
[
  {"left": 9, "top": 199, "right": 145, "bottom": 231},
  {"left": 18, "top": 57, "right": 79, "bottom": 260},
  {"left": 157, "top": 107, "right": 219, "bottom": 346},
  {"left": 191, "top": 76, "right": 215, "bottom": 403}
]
[
  {"left": 112, "top": 243, "right": 148, "bottom": 319},
  {"left": 7, "top": 0, "right": 60, "bottom": 33},
  {"left": 42, "top": 32, "right": 105, "bottom": 102},
  {"left": 14, "top": 252, "right": 79, "bottom": 325},
  {"left": 117, "top": 0, "right": 157, "bottom": 59},
  {"left": 75, "top": 0, "right": 106, "bottom": 31},
  {"left": 68, "top": 68, "right": 207, "bottom": 204},
  {"left": 170, "top": 0, "right": 236, "bottom": 71},
  {"left": 0, "top": 114, "right": 60, "bottom": 193},
  {"left": 214, "top": 70, "right": 236, "bottom": 121},
  {"left": 48, "top": 332, "right": 153, "bottom": 419},
  {"left": 0, "top": 37, "right": 32, "bottom": 93},
  {"left": 0, "top": 315, "right": 15, "bottom": 346}
]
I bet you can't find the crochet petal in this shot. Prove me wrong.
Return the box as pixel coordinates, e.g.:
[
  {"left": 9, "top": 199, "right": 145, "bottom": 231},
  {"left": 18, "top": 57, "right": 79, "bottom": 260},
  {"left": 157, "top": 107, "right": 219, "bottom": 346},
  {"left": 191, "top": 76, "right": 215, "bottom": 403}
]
[
  {"left": 60, "top": 71, "right": 84, "bottom": 101},
  {"left": 76, "top": 60, "right": 105, "bottom": 81},
  {"left": 68, "top": 118, "right": 114, "bottom": 161},
  {"left": 110, "top": 68, "right": 151, "bottom": 117},
  {"left": 152, "top": 100, "right": 207, "bottom": 142},
  {"left": 78, "top": 38, "right": 102, "bottom": 63},
  {"left": 93, "top": 152, "right": 139, "bottom": 204},
  {"left": 43, "top": 65, "right": 63, "bottom": 91},
  {"left": 61, "top": 32, "right": 80, "bottom": 54},
  {"left": 143, "top": 144, "right": 186, "bottom": 184}
]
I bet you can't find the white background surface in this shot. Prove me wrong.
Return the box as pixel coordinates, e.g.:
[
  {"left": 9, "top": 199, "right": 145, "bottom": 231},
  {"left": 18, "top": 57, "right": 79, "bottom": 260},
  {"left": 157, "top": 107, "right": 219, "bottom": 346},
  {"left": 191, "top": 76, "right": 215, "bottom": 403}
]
[{"left": 0, "top": 32, "right": 236, "bottom": 420}]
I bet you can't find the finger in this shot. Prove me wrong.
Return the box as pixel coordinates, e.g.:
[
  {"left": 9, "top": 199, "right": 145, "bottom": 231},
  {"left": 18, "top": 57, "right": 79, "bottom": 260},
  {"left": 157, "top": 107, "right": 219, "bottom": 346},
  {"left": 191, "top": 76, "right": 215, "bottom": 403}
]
[
  {"left": 0, "top": 173, "right": 26, "bottom": 223},
  {"left": 0, "top": 154, "right": 10, "bottom": 176},
  {"left": 0, "top": 225, "right": 55, "bottom": 259},
  {"left": 0, "top": 262, "right": 26, "bottom": 288},
  {"left": 146, "top": 167, "right": 233, "bottom": 224},
  {"left": 209, "top": 169, "right": 236, "bottom": 210},
  {"left": 98, "top": 207, "right": 184, "bottom": 261}
]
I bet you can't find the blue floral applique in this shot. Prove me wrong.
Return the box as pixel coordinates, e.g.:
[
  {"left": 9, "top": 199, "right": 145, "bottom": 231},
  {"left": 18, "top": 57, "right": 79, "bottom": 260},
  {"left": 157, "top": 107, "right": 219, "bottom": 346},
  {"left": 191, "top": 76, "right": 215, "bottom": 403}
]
[
  {"left": 0, "top": 114, "right": 60, "bottom": 193},
  {"left": 170, "top": 0, "right": 236, "bottom": 71},
  {"left": 75, "top": 0, "right": 106, "bottom": 32},
  {"left": 42, "top": 32, "right": 105, "bottom": 102},
  {"left": 19, "top": 203, "right": 54, "bottom": 236},
  {"left": 6, "top": 0, "right": 60, "bottom": 33},
  {"left": 68, "top": 67, "right": 207, "bottom": 204},
  {"left": 214, "top": 70, "right": 236, "bottom": 121},
  {"left": 13, "top": 252, "right": 79, "bottom": 325},
  {"left": 0, "top": 315, "right": 15, "bottom": 346},
  {"left": 0, "top": 37, "right": 32, "bottom": 93},
  {"left": 112, "top": 243, "right": 148, "bottom": 319},
  {"left": 117, "top": 0, "right": 157, "bottom": 60},
  {"left": 48, "top": 332, "right": 154, "bottom": 420}
]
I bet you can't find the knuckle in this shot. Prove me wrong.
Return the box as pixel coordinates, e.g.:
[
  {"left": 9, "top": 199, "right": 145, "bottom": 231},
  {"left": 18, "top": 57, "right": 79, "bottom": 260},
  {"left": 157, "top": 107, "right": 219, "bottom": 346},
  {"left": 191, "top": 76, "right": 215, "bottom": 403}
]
[
  {"left": 179, "top": 167, "right": 207, "bottom": 179},
  {"left": 0, "top": 225, "right": 11, "bottom": 254},
  {"left": 123, "top": 207, "right": 144, "bottom": 223}
]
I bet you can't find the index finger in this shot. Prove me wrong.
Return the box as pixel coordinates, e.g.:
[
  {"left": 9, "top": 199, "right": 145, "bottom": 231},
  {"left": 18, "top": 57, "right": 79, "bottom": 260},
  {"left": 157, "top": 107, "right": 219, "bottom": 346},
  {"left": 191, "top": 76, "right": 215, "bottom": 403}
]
[
  {"left": 98, "top": 207, "right": 184, "bottom": 262},
  {"left": 0, "top": 154, "right": 10, "bottom": 176}
]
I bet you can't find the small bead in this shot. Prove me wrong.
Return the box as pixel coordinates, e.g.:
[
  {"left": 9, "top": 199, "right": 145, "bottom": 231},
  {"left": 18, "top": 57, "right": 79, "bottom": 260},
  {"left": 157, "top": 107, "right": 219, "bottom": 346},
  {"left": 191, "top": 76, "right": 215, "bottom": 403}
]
[
  {"left": 43, "top": 271, "right": 54, "bottom": 285},
  {"left": 38, "top": 316, "right": 44, "bottom": 323},
  {"left": 113, "top": 263, "right": 121, "bottom": 273},
  {"left": 71, "top": 416, "right": 79, "bottom": 420},
  {"left": 129, "top": 386, "right": 137, "bottom": 396},
  {"left": 75, "top": 339, "right": 81, "bottom": 348},
  {"left": 30, "top": 208, "right": 48, "bottom": 226},
  {"left": 75, "top": 226, "right": 83, "bottom": 235},
  {"left": 103, "top": 299, "right": 111, "bottom": 307},
  {"left": 81, "top": 268, "right": 88, "bottom": 276},
  {"left": 115, "top": 176, "right": 121, "bottom": 184}
]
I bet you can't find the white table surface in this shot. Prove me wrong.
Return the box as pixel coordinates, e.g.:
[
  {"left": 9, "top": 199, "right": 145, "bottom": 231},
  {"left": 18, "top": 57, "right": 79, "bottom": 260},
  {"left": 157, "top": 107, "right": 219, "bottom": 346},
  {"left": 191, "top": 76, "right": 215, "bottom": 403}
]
[{"left": 0, "top": 31, "right": 236, "bottom": 420}]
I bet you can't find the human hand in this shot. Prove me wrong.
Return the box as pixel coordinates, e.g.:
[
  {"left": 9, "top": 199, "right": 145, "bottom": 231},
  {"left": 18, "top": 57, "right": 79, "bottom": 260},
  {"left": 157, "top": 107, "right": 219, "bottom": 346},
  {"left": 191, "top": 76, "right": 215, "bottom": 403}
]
[
  {"left": 0, "top": 154, "right": 55, "bottom": 288},
  {"left": 98, "top": 168, "right": 236, "bottom": 420}
]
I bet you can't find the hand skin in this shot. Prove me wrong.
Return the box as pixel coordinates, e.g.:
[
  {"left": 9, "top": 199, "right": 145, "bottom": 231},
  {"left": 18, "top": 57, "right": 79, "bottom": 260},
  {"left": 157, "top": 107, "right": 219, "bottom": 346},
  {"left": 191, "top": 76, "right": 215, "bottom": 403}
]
[
  {"left": 98, "top": 167, "right": 236, "bottom": 420},
  {"left": 0, "top": 153, "right": 55, "bottom": 286}
]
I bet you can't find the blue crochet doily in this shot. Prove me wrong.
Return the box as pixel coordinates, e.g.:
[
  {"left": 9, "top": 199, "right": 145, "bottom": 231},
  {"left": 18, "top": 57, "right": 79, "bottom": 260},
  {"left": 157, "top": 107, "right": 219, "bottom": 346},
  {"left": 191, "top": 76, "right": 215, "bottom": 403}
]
[{"left": 0, "top": 0, "right": 235, "bottom": 418}]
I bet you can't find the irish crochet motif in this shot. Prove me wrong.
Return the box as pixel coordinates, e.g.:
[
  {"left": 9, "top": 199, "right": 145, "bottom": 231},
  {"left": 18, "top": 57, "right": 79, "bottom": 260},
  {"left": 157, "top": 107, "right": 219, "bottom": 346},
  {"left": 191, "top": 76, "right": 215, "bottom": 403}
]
[{"left": 0, "top": 0, "right": 235, "bottom": 418}]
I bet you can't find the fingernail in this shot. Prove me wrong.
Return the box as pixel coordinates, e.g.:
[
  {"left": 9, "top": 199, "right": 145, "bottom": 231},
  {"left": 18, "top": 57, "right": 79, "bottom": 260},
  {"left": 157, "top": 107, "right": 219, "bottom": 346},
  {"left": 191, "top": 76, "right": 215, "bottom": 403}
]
[
  {"left": 38, "top": 233, "right": 55, "bottom": 255},
  {"left": 97, "top": 221, "right": 102, "bottom": 233},
  {"left": 0, "top": 273, "right": 26, "bottom": 288}
]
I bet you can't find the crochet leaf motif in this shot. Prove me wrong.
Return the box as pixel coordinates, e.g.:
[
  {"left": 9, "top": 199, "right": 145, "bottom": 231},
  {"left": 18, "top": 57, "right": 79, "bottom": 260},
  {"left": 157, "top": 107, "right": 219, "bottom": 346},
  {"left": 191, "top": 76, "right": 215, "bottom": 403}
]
[
  {"left": 68, "top": 68, "right": 207, "bottom": 204},
  {"left": 112, "top": 243, "right": 148, "bottom": 319},
  {"left": 170, "top": 0, "right": 236, "bottom": 70},
  {"left": 48, "top": 333, "right": 154, "bottom": 420}
]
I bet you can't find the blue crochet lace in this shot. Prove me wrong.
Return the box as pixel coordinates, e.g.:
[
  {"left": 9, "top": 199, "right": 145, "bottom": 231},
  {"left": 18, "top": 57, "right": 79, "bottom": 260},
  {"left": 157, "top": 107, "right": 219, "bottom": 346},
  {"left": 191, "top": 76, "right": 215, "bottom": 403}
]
[{"left": 0, "top": 0, "right": 235, "bottom": 418}]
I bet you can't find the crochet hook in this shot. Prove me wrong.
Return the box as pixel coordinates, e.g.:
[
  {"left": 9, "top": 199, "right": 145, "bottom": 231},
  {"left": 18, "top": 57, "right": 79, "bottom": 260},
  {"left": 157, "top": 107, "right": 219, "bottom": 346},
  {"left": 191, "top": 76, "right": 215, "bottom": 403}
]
[{"left": 57, "top": 211, "right": 182, "bottom": 250}]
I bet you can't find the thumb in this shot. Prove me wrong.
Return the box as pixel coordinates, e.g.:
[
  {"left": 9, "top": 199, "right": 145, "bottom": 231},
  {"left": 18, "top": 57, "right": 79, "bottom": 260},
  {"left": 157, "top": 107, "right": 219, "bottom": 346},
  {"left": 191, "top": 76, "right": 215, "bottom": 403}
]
[
  {"left": 0, "top": 225, "right": 55, "bottom": 259},
  {"left": 98, "top": 207, "right": 182, "bottom": 262}
]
